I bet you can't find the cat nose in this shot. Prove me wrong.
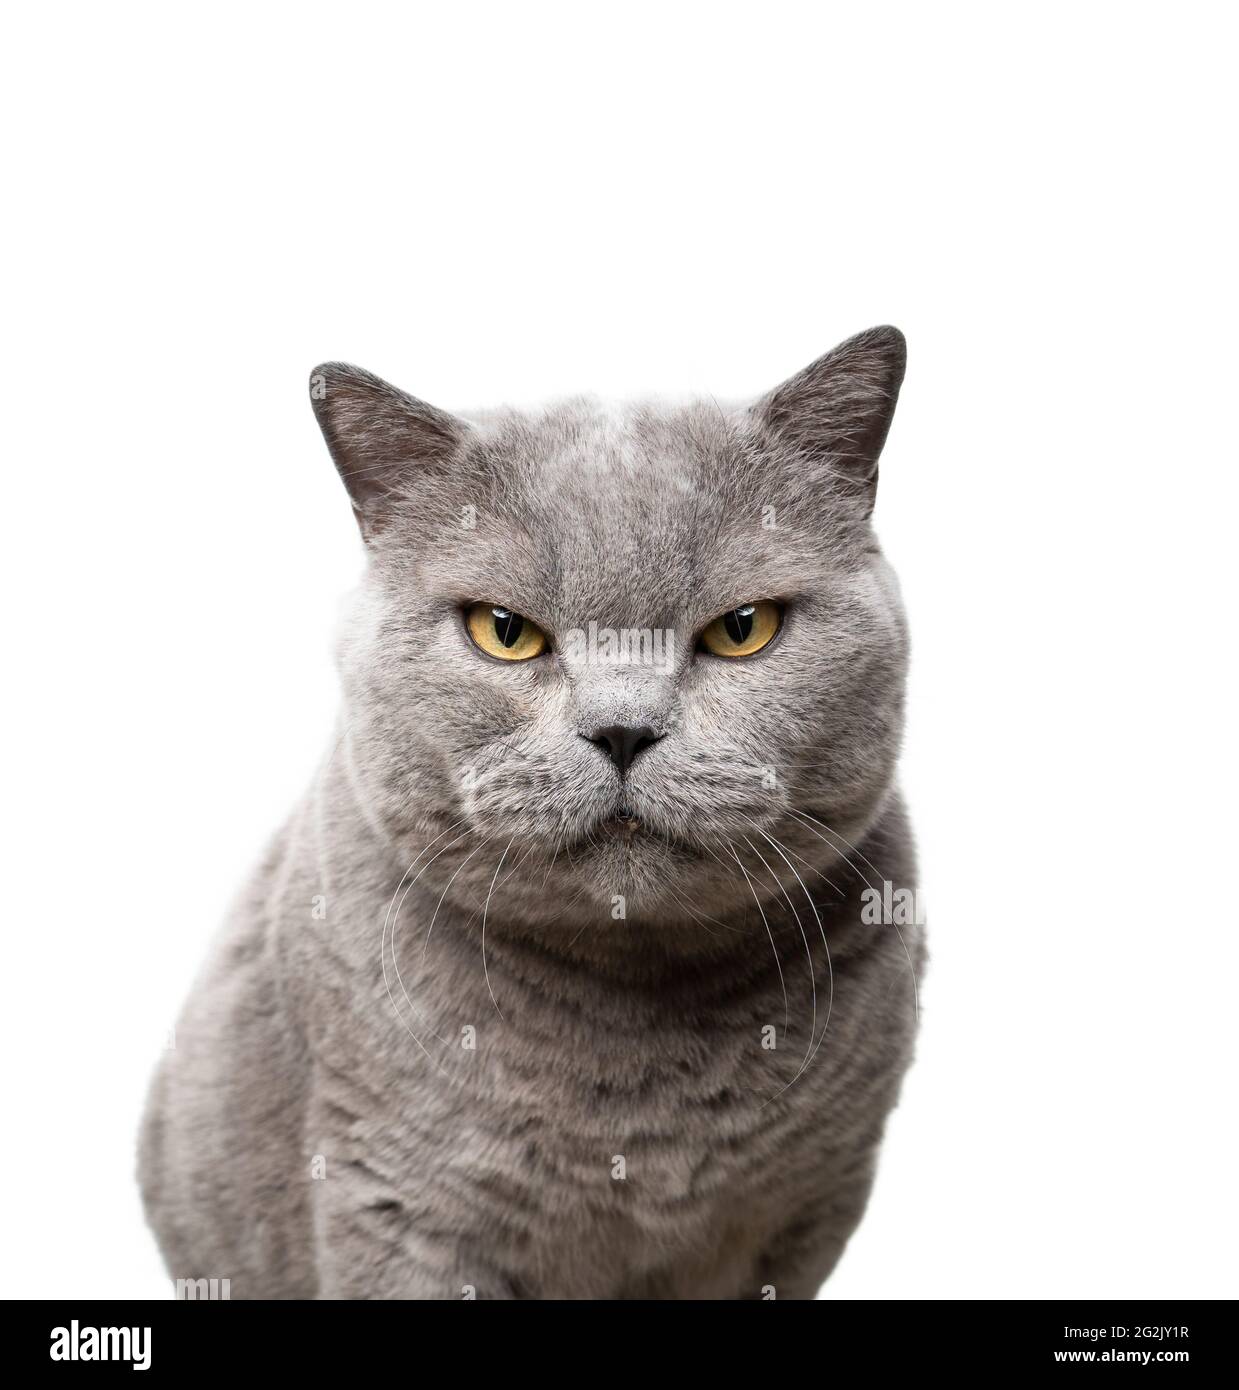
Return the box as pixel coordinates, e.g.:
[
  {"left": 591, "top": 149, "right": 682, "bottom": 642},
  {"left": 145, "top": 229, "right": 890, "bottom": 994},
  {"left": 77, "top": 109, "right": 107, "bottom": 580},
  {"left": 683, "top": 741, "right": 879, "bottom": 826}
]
[{"left": 583, "top": 724, "right": 663, "bottom": 776}]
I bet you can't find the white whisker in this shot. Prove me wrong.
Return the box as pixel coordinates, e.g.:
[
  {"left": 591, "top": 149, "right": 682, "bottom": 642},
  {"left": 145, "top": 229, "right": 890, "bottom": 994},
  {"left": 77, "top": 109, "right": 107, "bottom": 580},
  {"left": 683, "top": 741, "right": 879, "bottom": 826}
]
[
  {"left": 745, "top": 835, "right": 816, "bottom": 1087},
  {"left": 421, "top": 840, "right": 487, "bottom": 965},
  {"left": 727, "top": 838, "right": 788, "bottom": 1032},
  {"left": 480, "top": 837, "right": 516, "bottom": 1018},
  {"left": 754, "top": 827, "right": 836, "bottom": 1099},
  {"left": 789, "top": 808, "right": 920, "bottom": 1020}
]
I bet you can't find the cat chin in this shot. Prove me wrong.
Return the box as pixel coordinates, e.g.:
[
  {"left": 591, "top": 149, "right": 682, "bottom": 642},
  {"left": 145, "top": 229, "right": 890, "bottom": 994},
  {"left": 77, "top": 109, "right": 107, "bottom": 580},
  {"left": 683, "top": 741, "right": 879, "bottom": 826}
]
[{"left": 549, "top": 832, "right": 752, "bottom": 924}]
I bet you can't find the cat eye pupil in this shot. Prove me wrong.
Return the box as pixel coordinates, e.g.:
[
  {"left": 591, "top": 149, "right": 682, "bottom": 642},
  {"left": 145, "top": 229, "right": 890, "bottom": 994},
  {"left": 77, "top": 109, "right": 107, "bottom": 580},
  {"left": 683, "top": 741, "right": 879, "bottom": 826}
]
[
  {"left": 724, "top": 606, "right": 756, "bottom": 645},
  {"left": 698, "top": 601, "right": 779, "bottom": 660},
  {"left": 492, "top": 608, "right": 524, "bottom": 648},
  {"left": 465, "top": 602, "right": 547, "bottom": 661}
]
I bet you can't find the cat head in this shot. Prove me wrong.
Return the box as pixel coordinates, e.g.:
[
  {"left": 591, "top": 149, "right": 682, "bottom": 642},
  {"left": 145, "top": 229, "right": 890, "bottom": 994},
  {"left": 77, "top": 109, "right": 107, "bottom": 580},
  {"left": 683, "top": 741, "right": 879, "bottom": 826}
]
[{"left": 310, "top": 328, "right": 908, "bottom": 937}]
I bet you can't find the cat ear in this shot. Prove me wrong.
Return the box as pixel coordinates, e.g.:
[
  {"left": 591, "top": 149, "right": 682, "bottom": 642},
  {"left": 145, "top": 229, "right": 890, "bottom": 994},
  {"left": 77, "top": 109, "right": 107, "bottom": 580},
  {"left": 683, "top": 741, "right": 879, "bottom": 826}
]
[
  {"left": 754, "top": 326, "right": 906, "bottom": 514},
  {"left": 309, "top": 362, "right": 469, "bottom": 539}
]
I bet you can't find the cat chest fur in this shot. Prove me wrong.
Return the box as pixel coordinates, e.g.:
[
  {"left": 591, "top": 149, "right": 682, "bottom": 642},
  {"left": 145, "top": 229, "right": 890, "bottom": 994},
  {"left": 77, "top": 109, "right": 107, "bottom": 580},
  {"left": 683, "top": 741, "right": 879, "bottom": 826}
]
[{"left": 308, "top": 915, "right": 872, "bottom": 1299}]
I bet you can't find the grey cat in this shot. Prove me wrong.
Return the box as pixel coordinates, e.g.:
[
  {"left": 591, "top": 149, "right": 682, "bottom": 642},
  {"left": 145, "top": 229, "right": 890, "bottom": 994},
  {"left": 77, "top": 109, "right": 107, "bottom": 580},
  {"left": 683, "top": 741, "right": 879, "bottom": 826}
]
[{"left": 139, "top": 326, "right": 924, "bottom": 1300}]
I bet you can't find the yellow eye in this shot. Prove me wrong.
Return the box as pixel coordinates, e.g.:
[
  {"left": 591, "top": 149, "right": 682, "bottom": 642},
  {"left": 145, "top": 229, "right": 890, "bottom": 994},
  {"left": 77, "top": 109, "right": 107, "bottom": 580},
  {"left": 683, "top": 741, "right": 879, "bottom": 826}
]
[
  {"left": 699, "top": 601, "right": 782, "bottom": 658},
  {"left": 465, "top": 603, "right": 549, "bottom": 661}
]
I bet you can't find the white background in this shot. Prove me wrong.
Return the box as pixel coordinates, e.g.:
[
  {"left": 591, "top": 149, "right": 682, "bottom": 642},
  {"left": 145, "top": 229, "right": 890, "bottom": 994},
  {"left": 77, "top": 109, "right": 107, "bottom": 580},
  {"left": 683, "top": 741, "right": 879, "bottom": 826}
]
[{"left": 2, "top": 2, "right": 1235, "bottom": 1300}]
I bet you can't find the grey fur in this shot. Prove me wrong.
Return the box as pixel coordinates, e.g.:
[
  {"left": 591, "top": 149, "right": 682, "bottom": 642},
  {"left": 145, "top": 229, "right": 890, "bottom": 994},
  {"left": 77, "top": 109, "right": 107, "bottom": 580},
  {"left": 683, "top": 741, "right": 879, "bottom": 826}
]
[{"left": 139, "top": 326, "right": 924, "bottom": 1300}]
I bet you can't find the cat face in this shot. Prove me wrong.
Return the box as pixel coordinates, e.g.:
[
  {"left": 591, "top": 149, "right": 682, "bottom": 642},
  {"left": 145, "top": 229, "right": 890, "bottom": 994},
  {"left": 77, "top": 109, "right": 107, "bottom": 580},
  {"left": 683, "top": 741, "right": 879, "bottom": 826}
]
[{"left": 313, "top": 329, "right": 908, "bottom": 930}]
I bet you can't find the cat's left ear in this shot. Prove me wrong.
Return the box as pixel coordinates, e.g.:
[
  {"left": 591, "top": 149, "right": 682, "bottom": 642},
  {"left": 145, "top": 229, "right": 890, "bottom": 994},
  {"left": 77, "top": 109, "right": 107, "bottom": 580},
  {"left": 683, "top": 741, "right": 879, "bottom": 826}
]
[
  {"left": 753, "top": 326, "right": 906, "bottom": 515},
  {"left": 309, "top": 362, "right": 470, "bottom": 540}
]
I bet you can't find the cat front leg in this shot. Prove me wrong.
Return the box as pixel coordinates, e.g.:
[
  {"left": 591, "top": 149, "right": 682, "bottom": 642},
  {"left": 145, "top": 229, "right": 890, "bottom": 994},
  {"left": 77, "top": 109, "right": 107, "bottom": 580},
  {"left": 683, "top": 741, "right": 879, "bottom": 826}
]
[
  {"left": 309, "top": 1164, "right": 521, "bottom": 1300},
  {"left": 305, "top": 1080, "right": 520, "bottom": 1300},
  {"left": 749, "top": 1163, "right": 880, "bottom": 1300}
]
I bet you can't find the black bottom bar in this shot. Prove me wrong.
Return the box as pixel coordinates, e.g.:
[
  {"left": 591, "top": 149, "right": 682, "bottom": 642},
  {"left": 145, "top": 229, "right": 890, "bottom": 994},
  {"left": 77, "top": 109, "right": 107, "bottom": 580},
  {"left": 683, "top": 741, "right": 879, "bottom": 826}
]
[{"left": 7, "top": 1299, "right": 1230, "bottom": 1377}]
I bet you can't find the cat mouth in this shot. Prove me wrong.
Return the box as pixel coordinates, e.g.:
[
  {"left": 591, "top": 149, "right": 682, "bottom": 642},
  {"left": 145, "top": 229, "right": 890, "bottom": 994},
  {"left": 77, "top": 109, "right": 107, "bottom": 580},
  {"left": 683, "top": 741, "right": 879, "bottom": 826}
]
[
  {"left": 602, "top": 807, "right": 644, "bottom": 839},
  {"left": 591, "top": 805, "right": 701, "bottom": 856}
]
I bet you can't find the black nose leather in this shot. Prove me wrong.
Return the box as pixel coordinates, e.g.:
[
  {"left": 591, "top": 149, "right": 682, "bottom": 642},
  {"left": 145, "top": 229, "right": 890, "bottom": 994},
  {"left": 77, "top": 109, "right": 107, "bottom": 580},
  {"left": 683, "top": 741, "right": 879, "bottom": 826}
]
[{"left": 585, "top": 724, "right": 662, "bottom": 776}]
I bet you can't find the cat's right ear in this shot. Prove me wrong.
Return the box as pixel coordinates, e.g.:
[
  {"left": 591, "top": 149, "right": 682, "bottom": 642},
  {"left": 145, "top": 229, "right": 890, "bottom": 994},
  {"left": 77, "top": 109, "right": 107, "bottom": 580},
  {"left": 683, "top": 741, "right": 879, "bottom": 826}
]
[
  {"left": 752, "top": 326, "right": 906, "bottom": 516},
  {"left": 309, "top": 363, "right": 469, "bottom": 540}
]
